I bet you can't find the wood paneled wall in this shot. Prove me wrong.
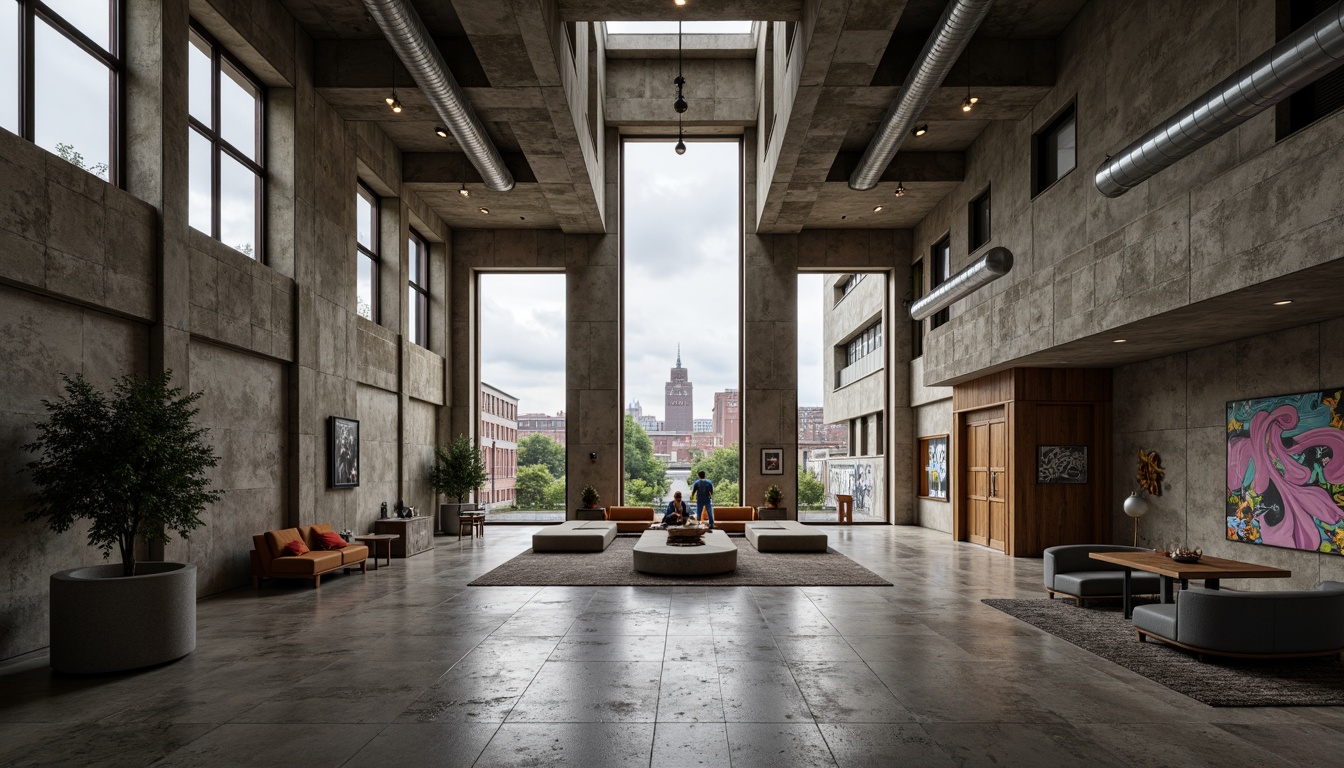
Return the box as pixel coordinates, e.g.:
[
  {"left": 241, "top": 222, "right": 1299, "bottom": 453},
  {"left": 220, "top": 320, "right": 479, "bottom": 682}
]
[{"left": 953, "top": 368, "right": 1112, "bottom": 557}]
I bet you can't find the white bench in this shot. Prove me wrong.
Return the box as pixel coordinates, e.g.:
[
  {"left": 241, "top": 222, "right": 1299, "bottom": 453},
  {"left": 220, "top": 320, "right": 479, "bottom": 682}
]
[
  {"left": 745, "top": 520, "right": 828, "bottom": 552},
  {"left": 532, "top": 520, "right": 617, "bottom": 552}
]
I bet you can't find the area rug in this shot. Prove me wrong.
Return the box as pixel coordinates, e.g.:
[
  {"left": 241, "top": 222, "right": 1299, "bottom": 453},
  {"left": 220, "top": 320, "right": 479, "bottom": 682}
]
[
  {"left": 470, "top": 538, "right": 892, "bottom": 587},
  {"left": 983, "top": 598, "right": 1344, "bottom": 707}
]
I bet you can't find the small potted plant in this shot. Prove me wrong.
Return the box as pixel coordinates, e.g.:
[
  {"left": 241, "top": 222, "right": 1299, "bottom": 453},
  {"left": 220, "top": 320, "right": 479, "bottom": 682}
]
[
  {"left": 763, "top": 484, "right": 784, "bottom": 508},
  {"left": 581, "top": 484, "right": 600, "bottom": 509},
  {"left": 430, "top": 434, "right": 488, "bottom": 535},
  {"left": 760, "top": 483, "right": 788, "bottom": 520},
  {"left": 24, "top": 371, "right": 222, "bottom": 674}
]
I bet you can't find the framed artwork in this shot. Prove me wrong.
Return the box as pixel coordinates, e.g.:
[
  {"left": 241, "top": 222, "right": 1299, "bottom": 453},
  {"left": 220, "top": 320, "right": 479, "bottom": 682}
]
[
  {"left": 918, "top": 435, "right": 949, "bottom": 500},
  {"left": 761, "top": 448, "right": 784, "bottom": 475},
  {"left": 1227, "top": 388, "right": 1344, "bottom": 556},
  {"left": 1037, "top": 445, "right": 1088, "bottom": 484},
  {"left": 329, "top": 416, "right": 360, "bottom": 488}
]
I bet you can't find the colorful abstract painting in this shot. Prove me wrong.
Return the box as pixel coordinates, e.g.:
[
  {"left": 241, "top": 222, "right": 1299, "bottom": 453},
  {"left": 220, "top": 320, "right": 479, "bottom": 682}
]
[{"left": 1226, "top": 388, "right": 1344, "bottom": 555}]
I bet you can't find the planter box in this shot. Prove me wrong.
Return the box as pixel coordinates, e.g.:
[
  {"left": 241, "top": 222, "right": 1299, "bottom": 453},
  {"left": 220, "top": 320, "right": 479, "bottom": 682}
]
[
  {"left": 375, "top": 515, "right": 435, "bottom": 557},
  {"left": 757, "top": 507, "right": 788, "bottom": 520},
  {"left": 50, "top": 562, "right": 196, "bottom": 674},
  {"left": 575, "top": 507, "right": 606, "bottom": 521},
  {"left": 439, "top": 502, "right": 480, "bottom": 535}
]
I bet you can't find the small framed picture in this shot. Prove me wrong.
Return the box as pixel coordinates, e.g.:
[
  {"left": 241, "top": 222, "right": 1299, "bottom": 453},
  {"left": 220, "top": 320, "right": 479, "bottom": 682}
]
[
  {"left": 329, "top": 416, "right": 360, "bottom": 488},
  {"left": 1037, "top": 445, "right": 1088, "bottom": 484},
  {"left": 761, "top": 448, "right": 784, "bottom": 475}
]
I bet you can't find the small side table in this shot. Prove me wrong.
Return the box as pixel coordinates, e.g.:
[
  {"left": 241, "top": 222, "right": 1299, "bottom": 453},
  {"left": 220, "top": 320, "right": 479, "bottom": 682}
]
[
  {"left": 459, "top": 512, "right": 486, "bottom": 540},
  {"left": 354, "top": 534, "right": 398, "bottom": 569}
]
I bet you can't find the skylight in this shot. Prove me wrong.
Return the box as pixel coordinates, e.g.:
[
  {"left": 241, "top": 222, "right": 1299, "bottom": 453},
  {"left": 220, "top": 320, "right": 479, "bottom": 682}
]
[{"left": 604, "top": 21, "right": 753, "bottom": 35}]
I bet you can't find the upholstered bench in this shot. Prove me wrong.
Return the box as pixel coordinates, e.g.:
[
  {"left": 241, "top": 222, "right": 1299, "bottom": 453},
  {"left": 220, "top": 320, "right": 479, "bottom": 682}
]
[
  {"left": 1134, "top": 587, "right": 1344, "bottom": 659},
  {"left": 532, "top": 520, "right": 617, "bottom": 552},
  {"left": 606, "top": 506, "right": 656, "bottom": 533},
  {"left": 745, "top": 520, "right": 827, "bottom": 552},
  {"left": 711, "top": 506, "right": 756, "bottom": 533},
  {"left": 250, "top": 523, "right": 368, "bottom": 588},
  {"left": 1043, "top": 544, "right": 1161, "bottom": 606}
]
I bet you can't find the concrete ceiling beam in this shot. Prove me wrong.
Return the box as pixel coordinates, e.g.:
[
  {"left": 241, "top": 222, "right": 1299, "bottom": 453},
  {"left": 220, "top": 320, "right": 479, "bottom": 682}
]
[
  {"left": 825, "top": 151, "right": 965, "bottom": 183},
  {"left": 403, "top": 152, "right": 538, "bottom": 183},
  {"left": 557, "top": 0, "right": 801, "bottom": 22}
]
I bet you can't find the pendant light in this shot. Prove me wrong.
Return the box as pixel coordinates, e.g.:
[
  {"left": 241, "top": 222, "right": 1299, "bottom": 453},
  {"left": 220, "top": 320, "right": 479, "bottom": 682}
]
[
  {"left": 895, "top": 181, "right": 906, "bottom": 197},
  {"left": 674, "top": 19, "right": 687, "bottom": 155},
  {"left": 386, "top": 56, "right": 402, "bottom": 113},
  {"left": 962, "top": 42, "right": 978, "bottom": 113}
]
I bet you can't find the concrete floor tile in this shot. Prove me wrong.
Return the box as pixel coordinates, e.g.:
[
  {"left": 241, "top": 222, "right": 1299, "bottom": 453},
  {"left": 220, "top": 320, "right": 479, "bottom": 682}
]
[
  {"left": 775, "top": 635, "right": 863, "bottom": 662},
  {"left": 154, "top": 723, "right": 380, "bottom": 767},
  {"left": 473, "top": 723, "right": 655, "bottom": 768},
  {"left": 718, "top": 660, "right": 814, "bottom": 723},
  {"left": 790, "top": 661, "right": 916, "bottom": 723},
  {"left": 652, "top": 722, "right": 732, "bottom": 767},
  {"left": 818, "top": 723, "right": 957, "bottom": 768},
  {"left": 506, "top": 661, "right": 662, "bottom": 722},
  {"left": 726, "top": 723, "right": 838, "bottom": 768},
  {"left": 342, "top": 722, "right": 500, "bottom": 767},
  {"left": 658, "top": 661, "right": 725, "bottom": 722},
  {"left": 921, "top": 723, "right": 1129, "bottom": 768},
  {"left": 549, "top": 634, "right": 665, "bottom": 661}
]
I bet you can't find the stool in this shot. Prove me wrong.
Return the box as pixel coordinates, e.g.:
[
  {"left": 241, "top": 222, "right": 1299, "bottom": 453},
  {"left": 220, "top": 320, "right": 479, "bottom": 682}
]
[
  {"left": 459, "top": 512, "right": 486, "bottom": 540},
  {"left": 836, "top": 495, "right": 853, "bottom": 524}
]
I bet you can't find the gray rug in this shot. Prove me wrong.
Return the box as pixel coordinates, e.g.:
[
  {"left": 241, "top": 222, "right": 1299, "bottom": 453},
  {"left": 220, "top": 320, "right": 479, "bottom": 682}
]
[
  {"left": 984, "top": 598, "right": 1344, "bottom": 707},
  {"left": 470, "top": 537, "right": 892, "bottom": 587}
]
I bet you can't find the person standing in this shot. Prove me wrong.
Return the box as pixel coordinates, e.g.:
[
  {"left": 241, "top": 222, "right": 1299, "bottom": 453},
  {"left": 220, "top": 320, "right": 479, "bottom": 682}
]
[{"left": 690, "top": 470, "right": 715, "bottom": 530}]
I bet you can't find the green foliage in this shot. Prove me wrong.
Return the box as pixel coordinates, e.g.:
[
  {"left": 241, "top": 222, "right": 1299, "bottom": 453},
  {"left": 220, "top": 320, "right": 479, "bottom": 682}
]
[
  {"left": 798, "top": 468, "right": 825, "bottom": 507},
  {"left": 763, "top": 484, "right": 784, "bottom": 507},
  {"left": 515, "top": 464, "right": 555, "bottom": 509},
  {"left": 23, "top": 372, "right": 222, "bottom": 577},
  {"left": 430, "top": 434, "right": 488, "bottom": 503},
  {"left": 714, "top": 480, "right": 740, "bottom": 507},
  {"left": 518, "top": 434, "right": 565, "bottom": 478},
  {"left": 625, "top": 479, "right": 658, "bottom": 505},
  {"left": 54, "top": 142, "right": 108, "bottom": 179},
  {"left": 623, "top": 415, "right": 669, "bottom": 500},
  {"left": 581, "top": 483, "right": 600, "bottom": 507},
  {"left": 544, "top": 477, "right": 567, "bottom": 508},
  {"left": 690, "top": 443, "right": 740, "bottom": 485}
]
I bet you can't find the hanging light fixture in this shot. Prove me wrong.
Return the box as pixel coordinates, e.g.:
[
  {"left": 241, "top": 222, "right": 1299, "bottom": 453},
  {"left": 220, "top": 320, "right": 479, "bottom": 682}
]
[
  {"left": 962, "top": 42, "right": 978, "bottom": 112},
  {"left": 895, "top": 181, "right": 906, "bottom": 197},
  {"left": 458, "top": 182, "right": 470, "bottom": 199},
  {"left": 386, "top": 55, "right": 402, "bottom": 113},
  {"left": 674, "top": 19, "right": 688, "bottom": 155}
]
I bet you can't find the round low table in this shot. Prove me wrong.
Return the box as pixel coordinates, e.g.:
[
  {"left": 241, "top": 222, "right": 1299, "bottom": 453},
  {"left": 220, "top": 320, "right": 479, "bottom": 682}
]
[
  {"left": 354, "top": 534, "right": 398, "bottom": 569},
  {"left": 633, "top": 529, "right": 737, "bottom": 576}
]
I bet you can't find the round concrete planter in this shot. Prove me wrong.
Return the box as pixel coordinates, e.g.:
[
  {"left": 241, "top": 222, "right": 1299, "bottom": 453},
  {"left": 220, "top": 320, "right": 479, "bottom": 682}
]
[
  {"left": 440, "top": 502, "right": 480, "bottom": 535},
  {"left": 49, "top": 562, "right": 196, "bottom": 674}
]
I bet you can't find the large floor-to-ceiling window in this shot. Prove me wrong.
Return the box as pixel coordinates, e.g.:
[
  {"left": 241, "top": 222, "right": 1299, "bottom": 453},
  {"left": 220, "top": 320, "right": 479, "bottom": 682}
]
[
  {"left": 479, "top": 273, "right": 566, "bottom": 522},
  {"left": 622, "top": 139, "right": 741, "bottom": 507}
]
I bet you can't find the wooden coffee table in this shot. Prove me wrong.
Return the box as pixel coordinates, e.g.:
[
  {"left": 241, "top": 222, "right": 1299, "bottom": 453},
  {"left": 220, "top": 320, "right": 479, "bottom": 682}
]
[
  {"left": 354, "top": 533, "right": 398, "bottom": 569},
  {"left": 1089, "top": 550, "right": 1291, "bottom": 619}
]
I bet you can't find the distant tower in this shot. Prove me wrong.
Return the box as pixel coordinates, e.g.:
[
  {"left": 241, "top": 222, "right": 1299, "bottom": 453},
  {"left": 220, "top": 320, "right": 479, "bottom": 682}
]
[{"left": 664, "top": 345, "right": 694, "bottom": 433}]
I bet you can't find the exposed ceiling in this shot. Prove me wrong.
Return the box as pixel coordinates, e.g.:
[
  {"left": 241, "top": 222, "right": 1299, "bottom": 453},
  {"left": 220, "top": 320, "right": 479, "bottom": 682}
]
[{"left": 285, "top": 0, "right": 1087, "bottom": 232}]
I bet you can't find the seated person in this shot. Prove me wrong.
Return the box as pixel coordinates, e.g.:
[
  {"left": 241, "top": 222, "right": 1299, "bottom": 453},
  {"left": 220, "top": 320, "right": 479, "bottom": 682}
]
[{"left": 663, "top": 491, "right": 693, "bottom": 526}]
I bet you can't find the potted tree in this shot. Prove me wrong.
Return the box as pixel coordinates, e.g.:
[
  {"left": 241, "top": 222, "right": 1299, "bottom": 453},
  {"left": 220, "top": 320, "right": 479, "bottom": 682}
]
[
  {"left": 760, "top": 483, "right": 787, "bottom": 520},
  {"left": 430, "top": 434, "right": 488, "bottom": 535},
  {"left": 581, "top": 484, "right": 601, "bottom": 509},
  {"left": 24, "top": 372, "right": 222, "bottom": 674},
  {"left": 575, "top": 484, "right": 604, "bottom": 521}
]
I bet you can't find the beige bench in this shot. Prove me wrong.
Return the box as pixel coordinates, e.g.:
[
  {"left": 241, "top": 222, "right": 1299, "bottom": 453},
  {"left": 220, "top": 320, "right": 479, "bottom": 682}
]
[
  {"left": 532, "top": 520, "right": 618, "bottom": 552},
  {"left": 745, "top": 520, "right": 828, "bottom": 552}
]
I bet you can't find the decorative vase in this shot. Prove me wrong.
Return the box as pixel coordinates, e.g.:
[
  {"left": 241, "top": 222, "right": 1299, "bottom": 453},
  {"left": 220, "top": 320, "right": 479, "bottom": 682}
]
[{"left": 1123, "top": 492, "right": 1150, "bottom": 518}]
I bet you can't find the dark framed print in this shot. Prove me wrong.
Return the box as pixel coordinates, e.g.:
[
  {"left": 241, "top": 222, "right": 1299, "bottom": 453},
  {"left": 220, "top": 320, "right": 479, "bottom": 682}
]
[
  {"left": 1036, "top": 445, "right": 1088, "bottom": 484},
  {"left": 761, "top": 448, "right": 784, "bottom": 475},
  {"left": 329, "top": 416, "right": 360, "bottom": 488}
]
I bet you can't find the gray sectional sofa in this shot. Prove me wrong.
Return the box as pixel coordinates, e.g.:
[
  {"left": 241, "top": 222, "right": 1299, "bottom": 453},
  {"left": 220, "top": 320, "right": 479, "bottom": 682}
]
[
  {"left": 1133, "top": 587, "right": 1344, "bottom": 659},
  {"left": 1043, "top": 544, "right": 1161, "bottom": 606}
]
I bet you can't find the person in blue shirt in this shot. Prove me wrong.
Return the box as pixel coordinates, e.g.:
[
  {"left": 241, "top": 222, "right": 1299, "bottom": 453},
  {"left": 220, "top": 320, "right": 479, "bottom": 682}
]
[
  {"left": 663, "top": 491, "right": 691, "bottom": 526},
  {"left": 690, "top": 470, "right": 714, "bottom": 530}
]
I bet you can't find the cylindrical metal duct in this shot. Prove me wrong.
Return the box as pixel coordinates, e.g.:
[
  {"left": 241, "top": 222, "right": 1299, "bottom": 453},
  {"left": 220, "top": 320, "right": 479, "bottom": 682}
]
[
  {"left": 1096, "top": 1, "right": 1344, "bottom": 197},
  {"left": 910, "top": 247, "right": 1013, "bottom": 321},
  {"left": 849, "top": 0, "right": 994, "bottom": 191},
  {"left": 363, "top": 0, "right": 515, "bottom": 192}
]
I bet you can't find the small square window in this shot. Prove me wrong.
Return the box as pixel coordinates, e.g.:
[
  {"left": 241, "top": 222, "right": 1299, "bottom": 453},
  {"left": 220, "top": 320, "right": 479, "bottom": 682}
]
[
  {"left": 969, "top": 188, "right": 991, "bottom": 252},
  {"left": 930, "top": 236, "right": 951, "bottom": 329},
  {"left": 1034, "top": 104, "right": 1076, "bottom": 196}
]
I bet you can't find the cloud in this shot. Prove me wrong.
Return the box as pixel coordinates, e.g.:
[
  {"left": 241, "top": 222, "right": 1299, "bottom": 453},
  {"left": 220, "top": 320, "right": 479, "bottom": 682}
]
[
  {"left": 481, "top": 274, "right": 567, "bottom": 414},
  {"left": 797, "top": 274, "right": 825, "bottom": 407}
]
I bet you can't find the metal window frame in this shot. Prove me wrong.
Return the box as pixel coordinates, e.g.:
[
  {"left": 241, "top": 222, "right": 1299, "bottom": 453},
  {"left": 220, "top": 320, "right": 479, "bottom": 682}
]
[
  {"left": 930, "top": 235, "right": 952, "bottom": 329},
  {"left": 355, "top": 181, "right": 381, "bottom": 324},
  {"left": 188, "top": 20, "right": 267, "bottom": 262},
  {"left": 1032, "top": 101, "right": 1076, "bottom": 197},
  {"left": 15, "top": 0, "right": 124, "bottom": 186},
  {"left": 407, "top": 226, "right": 430, "bottom": 346},
  {"left": 968, "top": 185, "right": 991, "bottom": 252}
]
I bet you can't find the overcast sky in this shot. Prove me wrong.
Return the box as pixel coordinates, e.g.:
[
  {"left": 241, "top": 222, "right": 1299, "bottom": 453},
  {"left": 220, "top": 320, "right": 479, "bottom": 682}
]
[{"left": 479, "top": 142, "right": 831, "bottom": 419}]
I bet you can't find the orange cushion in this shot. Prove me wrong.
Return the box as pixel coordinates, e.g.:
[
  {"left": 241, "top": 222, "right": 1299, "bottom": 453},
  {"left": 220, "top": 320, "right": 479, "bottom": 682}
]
[
  {"left": 314, "top": 531, "right": 347, "bottom": 550},
  {"left": 607, "top": 506, "right": 654, "bottom": 521},
  {"left": 264, "top": 528, "right": 305, "bottom": 557},
  {"left": 284, "top": 539, "right": 309, "bottom": 556}
]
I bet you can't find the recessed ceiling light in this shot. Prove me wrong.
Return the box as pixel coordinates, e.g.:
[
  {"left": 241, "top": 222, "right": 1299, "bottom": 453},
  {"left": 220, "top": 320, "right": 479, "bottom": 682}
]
[
  {"left": 478, "top": 207, "right": 490, "bottom": 214},
  {"left": 913, "top": 124, "right": 928, "bottom": 137},
  {"left": 873, "top": 205, "right": 883, "bottom": 213},
  {"left": 675, "top": 0, "right": 687, "bottom": 5},
  {"left": 434, "top": 126, "right": 449, "bottom": 139},
  {"left": 1273, "top": 300, "right": 1293, "bottom": 306},
  {"left": 841, "top": 215, "right": 847, "bottom": 220},
  {"left": 1113, "top": 339, "right": 1127, "bottom": 343}
]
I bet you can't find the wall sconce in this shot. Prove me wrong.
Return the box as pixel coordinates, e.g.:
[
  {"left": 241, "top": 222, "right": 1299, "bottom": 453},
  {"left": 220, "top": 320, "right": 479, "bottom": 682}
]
[{"left": 589, "top": 451, "right": 598, "bottom": 463}]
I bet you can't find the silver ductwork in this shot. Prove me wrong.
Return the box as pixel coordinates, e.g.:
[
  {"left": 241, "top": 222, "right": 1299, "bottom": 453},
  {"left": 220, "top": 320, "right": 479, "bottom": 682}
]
[
  {"left": 362, "top": 0, "right": 514, "bottom": 192},
  {"left": 849, "top": 0, "right": 994, "bottom": 191},
  {"left": 910, "top": 247, "right": 1013, "bottom": 321},
  {"left": 1096, "top": 2, "right": 1344, "bottom": 197}
]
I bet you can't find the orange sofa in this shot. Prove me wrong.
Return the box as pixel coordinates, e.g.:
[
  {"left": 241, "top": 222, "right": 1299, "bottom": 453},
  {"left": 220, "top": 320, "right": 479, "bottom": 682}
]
[
  {"left": 709, "top": 506, "right": 756, "bottom": 533},
  {"left": 606, "top": 506, "right": 656, "bottom": 533},
  {"left": 251, "top": 523, "right": 369, "bottom": 588}
]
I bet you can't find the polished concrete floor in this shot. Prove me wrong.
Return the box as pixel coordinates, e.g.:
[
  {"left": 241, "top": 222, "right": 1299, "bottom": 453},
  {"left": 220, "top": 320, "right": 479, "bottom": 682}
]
[{"left": 2, "top": 526, "right": 1341, "bottom": 767}]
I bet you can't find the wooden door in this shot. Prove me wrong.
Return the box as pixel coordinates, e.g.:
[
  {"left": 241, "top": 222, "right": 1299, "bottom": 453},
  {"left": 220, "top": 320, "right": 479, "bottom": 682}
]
[
  {"left": 966, "top": 423, "right": 989, "bottom": 547},
  {"left": 988, "top": 420, "right": 1007, "bottom": 551}
]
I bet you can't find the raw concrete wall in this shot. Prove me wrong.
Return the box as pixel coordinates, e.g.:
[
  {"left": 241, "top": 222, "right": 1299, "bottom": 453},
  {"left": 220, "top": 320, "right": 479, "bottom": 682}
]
[
  {"left": 911, "top": 356, "right": 953, "bottom": 532},
  {"left": 914, "top": 0, "right": 1344, "bottom": 386},
  {"left": 1113, "top": 321, "right": 1344, "bottom": 590}
]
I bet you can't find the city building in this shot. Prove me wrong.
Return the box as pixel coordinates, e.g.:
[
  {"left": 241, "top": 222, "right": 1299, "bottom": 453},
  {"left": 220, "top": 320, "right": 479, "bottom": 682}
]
[
  {"left": 712, "top": 388, "right": 740, "bottom": 446},
  {"left": 693, "top": 418, "right": 713, "bottom": 433},
  {"left": 663, "top": 347, "right": 694, "bottom": 433},
  {"left": 479, "top": 383, "right": 518, "bottom": 509},
  {"left": 635, "top": 415, "right": 662, "bottom": 434},
  {"left": 518, "top": 411, "right": 565, "bottom": 446},
  {"left": 3, "top": 2, "right": 1340, "bottom": 763},
  {"left": 797, "top": 405, "right": 847, "bottom": 447}
]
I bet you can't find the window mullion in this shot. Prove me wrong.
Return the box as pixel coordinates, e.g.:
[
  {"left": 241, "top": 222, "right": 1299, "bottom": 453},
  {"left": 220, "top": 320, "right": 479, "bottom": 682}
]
[
  {"left": 211, "top": 46, "right": 221, "bottom": 240},
  {"left": 31, "top": 1, "right": 117, "bottom": 66}
]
